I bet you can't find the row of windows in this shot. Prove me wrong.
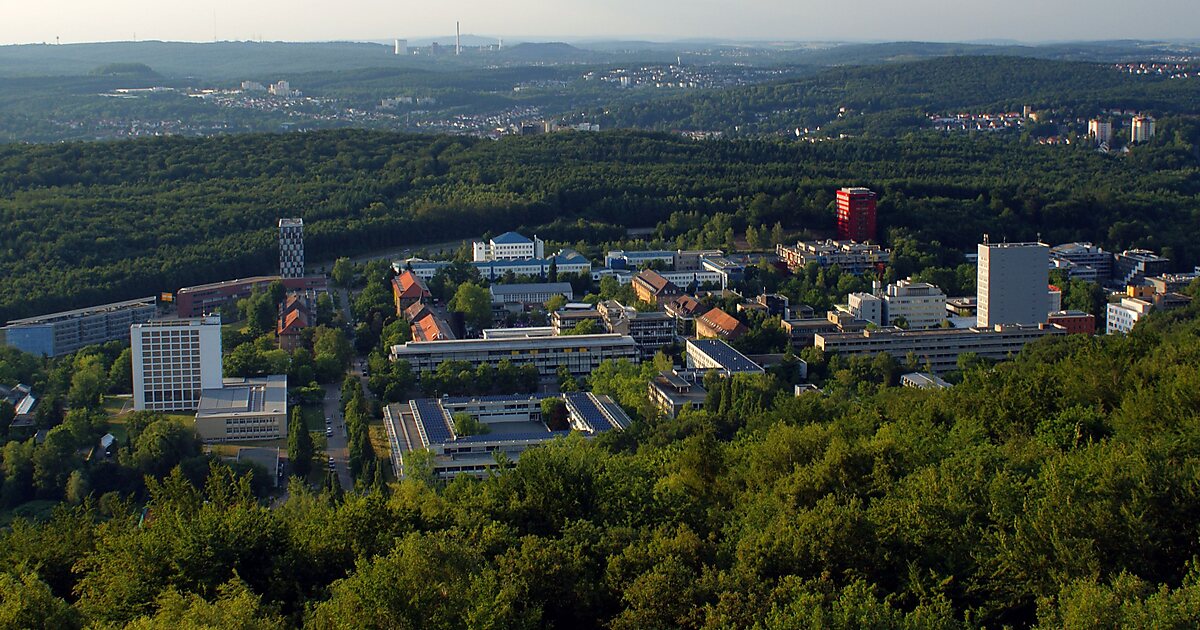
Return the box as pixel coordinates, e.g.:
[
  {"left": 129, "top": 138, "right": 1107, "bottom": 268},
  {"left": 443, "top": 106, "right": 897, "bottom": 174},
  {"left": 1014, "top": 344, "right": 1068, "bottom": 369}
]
[{"left": 143, "top": 389, "right": 199, "bottom": 403}]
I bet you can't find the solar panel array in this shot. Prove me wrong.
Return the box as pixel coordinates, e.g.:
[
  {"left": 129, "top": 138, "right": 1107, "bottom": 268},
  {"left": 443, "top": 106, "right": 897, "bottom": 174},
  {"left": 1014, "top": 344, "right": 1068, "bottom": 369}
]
[
  {"left": 690, "top": 339, "right": 763, "bottom": 373},
  {"left": 596, "top": 396, "right": 633, "bottom": 430},
  {"left": 411, "top": 399, "right": 455, "bottom": 444},
  {"left": 441, "top": 393, "right": 555, "bottom": 405},
  {"left": 454, "top": 430, "right": 571, "bottom": 444},
  {"left": 565, "top": 393, "right": 614, "bottom": 432}
]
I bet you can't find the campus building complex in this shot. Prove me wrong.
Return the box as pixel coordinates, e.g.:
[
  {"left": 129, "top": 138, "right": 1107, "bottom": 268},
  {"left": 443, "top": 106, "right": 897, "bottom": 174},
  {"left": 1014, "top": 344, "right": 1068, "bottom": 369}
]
[
  {"left": 977, "top": 242, "right": 1050, "bottom": 327},
  {"left": 176, "top": 276, "right": 328, "bottom": 318},
  {"left": 390, "top": 333, "right": 639, "bottom": 379},
  {"left": 132, "top": 317, "right": 224, "bottom": 412},
  {"left": 776, "top": 240, "right": 891, "bottom": 275},
  {"left": 383, "top": 391, "right": 631, "bottom": 479},
  {"left": 815, "top": 323, "right": 1066, "bottom": 373},
  {"left": 0, "top": 297, "right": 157, "bottom": 357}
]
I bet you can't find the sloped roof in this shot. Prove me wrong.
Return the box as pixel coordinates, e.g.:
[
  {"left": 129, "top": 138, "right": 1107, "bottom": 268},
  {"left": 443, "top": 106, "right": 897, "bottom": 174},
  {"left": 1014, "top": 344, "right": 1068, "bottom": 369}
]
[
  {"left": 698, "top": 307, "right": 747, "bottom": 337},
  {"left": 393, "top": 271, "right": 431, "bottom": 300},
  {"left": 491, "top": 231, "right": 533, "bottom": 245},
  {"left": 633, "top": 269, "right": 680, "bottom": 295},
  {"left": 667, "top": 294, "right": 706, "bottom": 317}
]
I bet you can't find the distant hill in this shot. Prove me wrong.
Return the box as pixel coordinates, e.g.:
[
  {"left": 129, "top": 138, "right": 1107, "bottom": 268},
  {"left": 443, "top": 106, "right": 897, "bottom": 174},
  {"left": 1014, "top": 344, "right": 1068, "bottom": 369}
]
[
  {"left": 90, "top": 62, "right": 159, "bottom": 77},
  {"left": 499, "top": 42, "right": 605, "bottom": 63}
]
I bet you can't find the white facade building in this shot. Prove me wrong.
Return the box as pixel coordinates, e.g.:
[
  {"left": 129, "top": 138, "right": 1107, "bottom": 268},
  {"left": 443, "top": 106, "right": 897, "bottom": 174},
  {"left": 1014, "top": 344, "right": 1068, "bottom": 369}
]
[
  {"left": 1088, "top": 119, "right": 1113, "bottom": 146},
  {"left": 1131, "top": 116, "right": 1156, "bottom": 143},
  {"left": 132, "top": 317, "right": 223, "bottom": 412},
  {"left": 1106, "top": 298, "right": 1154, "bottom": 334},
  {"left": 472, "top": 231, "right": 546, "bottom": 262},
  {"left": 885, "top": 280, "right": 947, "bottom": 329},
  {"left": 847, "top": 292, "right": 884, "bottom": 326},
  {"left": 977, "top": 242, "right": 1050, "bottom": 328},
  {"left": 279, "top": 218, "right": 304, "bottom": 278}
]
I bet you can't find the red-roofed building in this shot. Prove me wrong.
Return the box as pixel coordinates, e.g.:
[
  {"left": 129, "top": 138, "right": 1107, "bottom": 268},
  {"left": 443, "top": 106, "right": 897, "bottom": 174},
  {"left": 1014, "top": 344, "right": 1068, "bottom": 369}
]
[
  {"left": 277, "top": 295, "right": 311, "bottom": 351},
  {"left": 410, "top": 311, "right": 456, "bottom": 343},
  {"left": 392, "top": 271, "right": 432, "bottom": 314},
  {"left": 632, "top": 269, "right": 682, "bottom": 305},
  {"left": 696, "top": 307, "right": 748, "bottom": 341}
]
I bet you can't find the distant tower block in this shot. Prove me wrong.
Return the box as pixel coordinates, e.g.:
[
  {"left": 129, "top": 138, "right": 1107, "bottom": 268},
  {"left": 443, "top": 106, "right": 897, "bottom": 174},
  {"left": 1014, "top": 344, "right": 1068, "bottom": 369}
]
[
  {"left": 279, "top": 218, "right": 304, "bottom": 278},
  {"left": 394, "top": 39, "right": 408, "bottom": 55},
  {"left": 456, "top": 21, "right": 461, "bottom": 55},
  {"left": 836, "top": 187, "right": 878, "bottom": 242}
]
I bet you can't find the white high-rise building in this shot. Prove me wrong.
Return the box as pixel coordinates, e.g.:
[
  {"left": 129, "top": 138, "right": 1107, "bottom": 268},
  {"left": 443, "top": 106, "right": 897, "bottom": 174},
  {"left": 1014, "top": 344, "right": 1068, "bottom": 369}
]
[
  {"left": 847, "top": 292, "right": 884, "bottom": 325},
  {"left": 1131, "top": 116, "right": 1156, "bottom": 143},
  {"left": 1088, "top": 119, "right": 1113, "bottom": 145},
  {"left": 279, "top": 218, "right": 304, "bottom": 278},
  {"left": 132, "top": 317, "right": 223, "bottom": 412},
  {"left": 394, "top": 39, "right": 408, "bottom": 55},
  {"left": 471, "top": 231, "right": 545, "bottom": 262},
  {"left": 885, "top": 280, "right": 947, "bottom": 329},
  {"left": 977, "top": 241, "right": 1050, "bottom": 328}
]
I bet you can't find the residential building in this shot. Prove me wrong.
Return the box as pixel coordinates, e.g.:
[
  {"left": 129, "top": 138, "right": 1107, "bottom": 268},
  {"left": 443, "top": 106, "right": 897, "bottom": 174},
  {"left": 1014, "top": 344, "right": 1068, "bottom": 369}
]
[
  {"left": 0, "top": 384, "right": 37, "bottom": 425},
  {"left": 816, "top": 323, "right": 1066, "bottom": 374},
  {"left": 132, "top": 317, "right": 223, "bottom": 412},
  {"left": 901, "top": 372, "right": 951, "bottom": 390},
  {"left": 383, "top": 392, "right": 631, "bottom": 479},
  {"left": 176, "top": 276, "right": 327, "bottom": 318},
  {"left": 696, "top": 308, "right": 747, "bottom": 341},
  {"left": 1115, "top": 250, "right": 1171, "bottom": 287},
  {"left": 390, "top": 334, "right": 638, "bottom": 379},
  {"left": 1130, "top": 115, "right": 1156, "bottom": 143},
  {"left": 664, "top": 294, "right": 706, "bottom": 336},
  {"left": 977, "top": 241, "right": 1050, "bottom": 327},
  {"left": 599, "top": 301, "right": 676, "bottom": 360},
  {"left": 776, "top": 240, "right": 891, "bottom": 274},
  {"left": 489, "top": 282, "right": 574, "bottom": 308},
  {"left": 472, "top": 231, "right": 545, "bottom": 262},
  {"left": 392, "top": 271, "right": 432, "bottom": 313},
  {"left": 279, "top": 218, "right": 304, "bottom": 278},
  {"left": 1050, "top": 242, "right": 1113, "bottom": 282},
  {"left": 195, "top": 375, "right": 288, "bottom": 443},
  {"left": 1087, "top": 119, "right": 1113, "bottom": 145},
  {"left": 277, "top": 295, "right": 312, "bottom": 351},
  {"left": 686, "top": 339, "right": 764, "bottom": 375},
  {"left": 0, "top": 296, "right": 157, "bottom": 357},
  {"left": 1048, "top": 310, "right": 1097, "bottom": 335},
  {"left": 632, "top": 270, "right": 682, "bottom": 305},
  {"left": 836, "top": 187, "right": 878, "bottom": 242},
  {"left": 550, "top": 305, "right": 601, "bottom": 335},
  {"left": 648, "top": 371, "right": 707, "bottom": 418}
]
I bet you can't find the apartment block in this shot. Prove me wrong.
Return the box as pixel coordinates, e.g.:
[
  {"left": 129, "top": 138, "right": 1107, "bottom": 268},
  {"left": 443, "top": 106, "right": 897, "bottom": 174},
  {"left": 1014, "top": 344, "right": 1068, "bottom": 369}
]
[{"left": 977, "top": 242, "right": 1050, "bottom": 327}]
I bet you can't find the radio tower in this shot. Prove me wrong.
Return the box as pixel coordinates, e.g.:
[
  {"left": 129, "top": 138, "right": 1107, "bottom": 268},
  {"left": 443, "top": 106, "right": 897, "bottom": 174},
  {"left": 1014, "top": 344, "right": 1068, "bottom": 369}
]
[{"left": 456, "top": 21, "right": 461, "bottom": 55}]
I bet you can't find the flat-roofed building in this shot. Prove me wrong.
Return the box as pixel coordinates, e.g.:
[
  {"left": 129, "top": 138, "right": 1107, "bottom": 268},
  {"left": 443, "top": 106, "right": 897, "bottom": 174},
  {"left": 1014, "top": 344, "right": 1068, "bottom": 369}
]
[
  {"left": 383, "top": 391, "right": 630, "bottom": 479},
  {"left": 776, "top": 240, "right": 891, "bottom": 274},
  {"left": 1050, "top": 242, "right": 1112, "bottom": 281},
  {"left": 599, "top": 300, "right": 676, "bottom": 360},
  {"left": 551, "top": 304, "right": 601, "bottom": 335},
  {"left": 195, "top": 375, "right": 288, "bottom": 443},
  {"left": 885, "top": 280, "right": 947, "bottom": 329},
  {"left": 1107, "top": 298, "right": 1154, "bottom": 334},
  {"left": 847, "top": 292, "right": 884, "bottom": 326},
  {"left": 836, "top": 187, "right": 878, "bottom": 242},
  {"left": 1, "top": 297, "right": 157, "bottom": 357},
  {"left": 1115, "top": 249, "right": 1171, "bottom": 287},
  {"left": 901, "top": 372, "right": 951, "bottom": 390},
  {"left": 1048, "top": 310, "right": 1096, "bottom": 335},
  {"left": 279, "top": 218, "right": 305, "bottom": 278},
  {"left": 977, "top": 242, "right": 1050, "bottom": 327},
  {"left": 648, "top": 371, "right": 707, "bottom": 418},
  {"left": 132, "top": 317, "right": 223, "bottom": 412},
  {"left": 686, "top": 339, "right": 765, "bottom": 375},
  {"left": 176, "top": 276, "right": 327, "bottom": 317},
  {"left": 1147, "top": 272, "right": 1200, "bottom": 295},
  {"left": 472, "top": 231, "right": 545, "bottom": 262},
  {"left": 489, "top": 282, "right": 574, "bottom": 307},
  {"left": 816, "top": 323, "right": 1066, "bottom": 374},
  {"left": 391, "top": 333, "right": 638, "bottom": 379}
]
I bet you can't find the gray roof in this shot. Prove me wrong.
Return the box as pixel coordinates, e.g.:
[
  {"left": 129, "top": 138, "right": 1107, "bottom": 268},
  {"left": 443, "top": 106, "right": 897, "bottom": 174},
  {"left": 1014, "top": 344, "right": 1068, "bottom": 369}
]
[
  {"left": 197, "top": 375, "right": 287, "bottom": 418},
  {"left": 489, "top": 282, "right": 574, "bottom": 296}
]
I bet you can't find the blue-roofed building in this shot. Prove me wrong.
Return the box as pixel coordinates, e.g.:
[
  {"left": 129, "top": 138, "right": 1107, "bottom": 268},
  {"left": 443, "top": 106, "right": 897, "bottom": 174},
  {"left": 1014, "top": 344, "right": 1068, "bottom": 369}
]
[
  {"left": 473, "top": 231, "right": 546, "bottom": 262},
  {"left": 383, "top": 392, "right": 632, "bottom": 479},
  {"left": 395, "top": 250, "right": 591, "bottom": 283},
  {"left": 686, "top": 339, "right": 765, "bottom": 375}
]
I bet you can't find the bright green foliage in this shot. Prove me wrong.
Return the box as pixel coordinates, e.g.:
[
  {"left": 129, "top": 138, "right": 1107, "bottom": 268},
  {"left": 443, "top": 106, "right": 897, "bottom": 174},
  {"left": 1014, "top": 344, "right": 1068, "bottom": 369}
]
[
  {"left": 452, "top": 413, "right": 490, "bottom": 437},
  {"left": 449, "top": 282, "right": 493, "bottom": 331},
  {"left": 0, "top": 572, "right": 80, "bottom": 629}
]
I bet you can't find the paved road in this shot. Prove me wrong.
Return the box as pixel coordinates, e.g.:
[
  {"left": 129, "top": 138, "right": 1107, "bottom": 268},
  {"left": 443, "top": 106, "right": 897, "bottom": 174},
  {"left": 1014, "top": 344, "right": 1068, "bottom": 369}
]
[{"left": 322, "top": 382, "right": 355, "bottom": 491}]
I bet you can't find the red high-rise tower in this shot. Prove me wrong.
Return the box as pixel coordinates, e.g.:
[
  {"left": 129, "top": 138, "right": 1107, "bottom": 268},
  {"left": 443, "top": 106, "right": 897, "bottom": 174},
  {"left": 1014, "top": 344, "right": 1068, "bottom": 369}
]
[{"left": 836, "top": 187, "right": 877, "bottom": 242}]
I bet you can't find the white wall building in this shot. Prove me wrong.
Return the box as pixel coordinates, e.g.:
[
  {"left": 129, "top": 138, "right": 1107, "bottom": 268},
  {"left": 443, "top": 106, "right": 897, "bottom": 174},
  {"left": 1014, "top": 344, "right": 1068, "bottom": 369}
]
[
  {"left": 847, "top": 292, "right": 884, "bottom": 326},
  {"left": 885, "top": 280, "right": 947, "bottom": 329},
  {"left": 1088, "top": 119, "right": 1113, "bottom": 146},
  {"left": 1106, "top": 298, "right": 1154, "bottom": 334},
  {"left": 1130, "top": 116, "right": 1156, "bottom": 143},
  {"left": 977, "top": 242, "right": 1050, "bottom": 327},
  {"left": 279, "top": 218, "right": 304, "bottom": 278},
  {"left": 132, "top": 317, "right": 223, "bottom": 412},
  {"left": 472, "top": 231, "right": 546, "bottom": 262}
]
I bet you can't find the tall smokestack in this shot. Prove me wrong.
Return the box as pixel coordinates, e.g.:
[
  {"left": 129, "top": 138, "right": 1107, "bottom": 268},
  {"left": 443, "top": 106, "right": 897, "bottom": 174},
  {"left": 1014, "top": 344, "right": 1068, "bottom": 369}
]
[{"left": 456, "top": 22, "right": 461, "bottom": 55}]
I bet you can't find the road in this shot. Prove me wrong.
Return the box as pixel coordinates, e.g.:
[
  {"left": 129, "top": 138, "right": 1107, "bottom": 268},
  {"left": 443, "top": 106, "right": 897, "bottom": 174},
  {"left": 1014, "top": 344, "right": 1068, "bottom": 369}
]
[{"left": 322, "top": 381, "right": 355, "bottom": 491}]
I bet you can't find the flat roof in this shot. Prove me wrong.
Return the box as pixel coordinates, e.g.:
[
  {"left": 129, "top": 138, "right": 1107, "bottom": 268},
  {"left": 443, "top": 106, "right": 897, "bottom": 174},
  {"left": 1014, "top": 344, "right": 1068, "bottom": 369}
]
[
  {"left": 4, "top": 296, "right": 157, "bottom": 326},
  {"left": 393, "top": 333, "right": 636, "bottom": 354},
  {"left": 490, "top": 282, "right": 574, "bottom": 296},
  {"left": 196, "top": 375, "right": 287, "bottom": 418}
]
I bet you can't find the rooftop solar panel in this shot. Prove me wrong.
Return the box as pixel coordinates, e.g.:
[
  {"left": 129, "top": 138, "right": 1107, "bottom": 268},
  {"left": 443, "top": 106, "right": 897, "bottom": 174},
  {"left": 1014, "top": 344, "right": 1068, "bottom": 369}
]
[
  {"left": 565, "top": 393, "right": 614, "bottom": 432},
  {"left": 689, "top": 339, "right": 764, "bottom": 373},
  {"left": 411, "top": 399, "right": 455, "bottom": 444}
]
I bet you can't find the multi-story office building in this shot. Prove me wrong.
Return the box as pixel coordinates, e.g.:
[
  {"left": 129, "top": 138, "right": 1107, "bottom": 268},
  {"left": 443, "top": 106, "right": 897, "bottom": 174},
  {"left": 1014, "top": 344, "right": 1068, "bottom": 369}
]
[
  {"left": 0, "top": 297, "right": 157, "bottom": 358},
  {"left": 551, "top": 304, "right": 601, "bottom": 335},
  {"left": 195, "top": 375, "right": 288, "bottom": 442},
  {"left": 816, "top": 324, "right": 1066, "bottom": 374},
  {"left": 279, "top": 218, "right": 304, "bottom": 278},
  {"left": 776, "top": 240, "right": 891, "bottom": 274},
  {"left": 1106, "top": 298, "right": 1154, "bottom": 335},
  {"left": 598, "top": 301, "right": 676, "bottom": 360},
  {"left": 648, "top": 371, "right": 708, "bottom": 418},
  {"left": 176, "top": 276, "right": 327, "bottom": 318},
  {"left": 886, "top": 280, "right": 947, "bottom": 329},
  {"left": 1115, "top": 249, "right": 1171, "bottom": 287},
  {"left": 1130, "top": 115, "right": 1156, "bottom": 143},
  {"left": 472, "top": 231, "right": 545, "bottom": 262},
  {"left": 383, "top": 391, "right": 630, "bottom": 479},
  {"left": 632, "top": 270, "right": 683, "bottom": 305},
  {"left": 132, "top": 317, "right": 223, "bottom": 412},
  {"left": 847, "top": 292, "right": 884, "bottom": 326},
  {"left": 836, "top": 187, "right": 878, "bottom": 242},
  {"left": 977, "top": 242, "right": 1050, "bottom": 327},
  {"left": 391, "top": 333, "right": 638, "bottom": 379},
  {"left": 1050, "top": 242, "right": 1113, "bottom": 282},
  {"left": 1088, "top": 119, "right": 1113, "bottom": 146}
]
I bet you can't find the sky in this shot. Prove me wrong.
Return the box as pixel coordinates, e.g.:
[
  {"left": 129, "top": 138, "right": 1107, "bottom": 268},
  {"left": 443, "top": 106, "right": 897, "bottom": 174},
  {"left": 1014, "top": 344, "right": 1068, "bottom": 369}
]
[{"left": 1, "top": 0, "right": 1197, "bottom": 46}]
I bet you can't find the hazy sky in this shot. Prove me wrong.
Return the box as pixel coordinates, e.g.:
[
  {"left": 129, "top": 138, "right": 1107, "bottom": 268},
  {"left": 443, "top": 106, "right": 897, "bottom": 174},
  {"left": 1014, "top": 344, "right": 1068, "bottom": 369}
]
[{"left": 2, "top": 0, "right": 1197, "bottom": 45}]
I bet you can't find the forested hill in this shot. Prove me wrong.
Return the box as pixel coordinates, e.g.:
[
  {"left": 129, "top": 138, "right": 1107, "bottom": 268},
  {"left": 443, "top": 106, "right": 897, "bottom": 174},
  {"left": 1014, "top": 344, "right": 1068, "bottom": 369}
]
[
  {"left": 1, "top": 125, "right": 1199, "bottom": 323},
  {"left": 589, "top": 56, "right": 1200, "bottom": 135}
]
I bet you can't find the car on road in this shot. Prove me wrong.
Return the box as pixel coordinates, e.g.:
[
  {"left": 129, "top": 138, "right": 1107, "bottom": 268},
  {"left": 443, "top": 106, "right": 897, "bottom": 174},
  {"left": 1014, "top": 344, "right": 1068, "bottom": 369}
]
[
  {"left": 327, "top": 457, "right": 336, "bottom": 470},
  {"left": 326, "top": 427, "right": 333, "bottom": 437}
]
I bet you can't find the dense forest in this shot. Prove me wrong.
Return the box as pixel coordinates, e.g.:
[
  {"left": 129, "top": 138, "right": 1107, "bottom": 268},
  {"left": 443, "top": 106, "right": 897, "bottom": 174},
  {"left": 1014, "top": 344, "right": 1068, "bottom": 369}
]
[
  {"left": 2, "top": 121, "right": 1200, "bottom": 323},
  {"left": 0, "top": 292, "right": 1198, "bottom": 627}
]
